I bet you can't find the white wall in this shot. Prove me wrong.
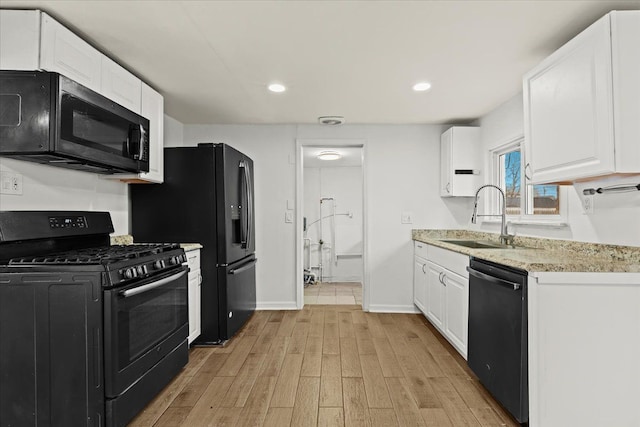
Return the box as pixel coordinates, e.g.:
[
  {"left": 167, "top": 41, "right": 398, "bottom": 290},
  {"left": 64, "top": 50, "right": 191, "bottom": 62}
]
[
  {"left": 0, "top": 157, "right": 130, "bottom": 233},
  {"left": 184, "top": 124, "right": 467, "bottom": 311},
  {"left": 476, "top": 93, "right": 640, "bottom": 246},
  {"left": 164, "top": 114, "right": 185, "bottom": 147},
  {"left": 304, "top": 165, "right": 363, "bottom": 282}
]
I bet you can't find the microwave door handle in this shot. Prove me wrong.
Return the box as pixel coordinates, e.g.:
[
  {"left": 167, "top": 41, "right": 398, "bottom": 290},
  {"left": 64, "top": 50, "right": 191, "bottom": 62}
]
[
  {"left": 138, "top": 124, "right": 146, "bottom": 160},
  {"left": 119, "top": 270, "right": 187, "bottom": 298}
]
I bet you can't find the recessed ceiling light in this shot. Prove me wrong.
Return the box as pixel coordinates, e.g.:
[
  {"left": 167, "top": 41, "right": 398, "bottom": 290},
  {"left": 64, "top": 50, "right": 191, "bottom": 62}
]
[
  {"left": 268, "top": 83, "right": 286, "bottom": 93},
  {"left": 317, "top": 151, "right": 342, "bottom": 161},
  {"left": 412, "top": 81, "right": 432, "bottom": 92}
]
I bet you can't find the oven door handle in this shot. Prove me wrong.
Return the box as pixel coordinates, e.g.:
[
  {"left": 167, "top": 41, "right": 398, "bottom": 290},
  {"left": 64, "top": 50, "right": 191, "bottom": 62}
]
[
  {"left": 466, "top": 267, "right": 521, "bottom": 290},
  {"left": 229, "top": 258, "right": 257, "bottom": 275},
  {"left": 119, "top": 269, "right": 187, "bottom": 298}
]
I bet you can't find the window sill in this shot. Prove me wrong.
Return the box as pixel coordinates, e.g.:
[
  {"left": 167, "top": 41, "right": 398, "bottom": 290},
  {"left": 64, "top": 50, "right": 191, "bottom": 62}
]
[{"left": 481, "top": 218, "right": 568, "bottom": 228}]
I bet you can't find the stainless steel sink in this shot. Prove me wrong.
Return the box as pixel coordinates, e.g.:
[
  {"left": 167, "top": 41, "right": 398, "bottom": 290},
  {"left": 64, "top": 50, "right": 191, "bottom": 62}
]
[{"left": 439, "top": 239, "right": 512, "bottom": 249}]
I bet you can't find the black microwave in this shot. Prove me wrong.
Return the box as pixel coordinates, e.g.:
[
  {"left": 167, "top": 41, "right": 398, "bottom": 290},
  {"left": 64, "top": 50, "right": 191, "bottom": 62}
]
[{"left": 0, "top": 70, "right": 149, "bottom": 174}]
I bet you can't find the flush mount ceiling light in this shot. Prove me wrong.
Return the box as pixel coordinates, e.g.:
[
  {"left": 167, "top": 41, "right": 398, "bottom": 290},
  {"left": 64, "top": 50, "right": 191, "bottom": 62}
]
[
  {"left": 318, "top": 116, "right": 345, "bottom": 125},
  {"left": 412, "top": 81, "right": 432, "bottom": 92},
  {"left": 317, "top": 150, "right": 342, "bottom": 161},
  {"left": 268, "top": 83, "right": 286, "bottom": 93}
]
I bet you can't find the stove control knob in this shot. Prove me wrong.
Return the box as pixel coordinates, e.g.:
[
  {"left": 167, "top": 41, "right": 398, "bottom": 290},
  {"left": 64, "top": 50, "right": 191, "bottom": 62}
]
[
  {"left": 123, "top": 268, "right": 136, "bottom": 279},
  {"left": 136, "top": 266, "right": 146, "bottom": 276},
  {"left": 169, "top": 256, "right": 179, "bottom": 265},
  {"left": 154, "top": 260, "right": 165, "bottom": 270}
]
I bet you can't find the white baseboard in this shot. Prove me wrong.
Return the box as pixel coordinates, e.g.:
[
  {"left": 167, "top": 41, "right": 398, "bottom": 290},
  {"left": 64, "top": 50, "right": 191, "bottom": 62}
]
[
  {"left": 368, "top": 304, "right": 421, "bottom": 314},
  {"left": 255, "top": 301, "right": 298, "bottom": 310}
]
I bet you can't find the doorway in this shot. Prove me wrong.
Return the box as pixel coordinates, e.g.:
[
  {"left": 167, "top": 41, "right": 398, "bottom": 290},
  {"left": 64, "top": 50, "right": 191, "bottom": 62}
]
[{"left": 295, "top": 140, "right": 367, "bottom": 309}]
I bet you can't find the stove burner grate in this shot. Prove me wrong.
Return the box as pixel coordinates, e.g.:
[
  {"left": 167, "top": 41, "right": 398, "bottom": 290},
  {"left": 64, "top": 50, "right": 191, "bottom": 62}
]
[{"left": 8, "top": 243, "right": 180, "bottom": 265}]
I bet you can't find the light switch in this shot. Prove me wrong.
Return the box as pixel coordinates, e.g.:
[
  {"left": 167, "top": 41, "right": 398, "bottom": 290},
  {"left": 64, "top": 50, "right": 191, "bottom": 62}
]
[
  {"left": 285, "top": 211, "right": 294, "bottom": 223},
  {"left": 401, "top": 211, "right": 413, "bottom": 224}
]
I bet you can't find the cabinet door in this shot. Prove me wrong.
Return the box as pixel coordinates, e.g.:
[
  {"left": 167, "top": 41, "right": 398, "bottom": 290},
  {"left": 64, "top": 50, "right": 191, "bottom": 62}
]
[
  {"left": 440, "top": 131, "right": 452, "bottom": 196},
  {"left": 40, "top": 13, "right": 102, "bottom": 93},
  {"left": 443, "top": 270, "right": 468, "bottom": 358},
  {"left": 425, "top": 261, "right": 445, "bottom": 330},
  {"left": 139, "top": 83, "right": 164, "bottom": 183},
  {"left": 101, "top": 56, "right": 142, "bottom": 113},
  {"left": 523, "top": 15, "right": 615, "bottom": 184},
  {"left": 413, "top": 256, "right": 427, "bottom": 314},
  {"left": 187, "top": 271, "right": 200, "bottom": 344},
  {"left": 0, "top": 10, "right": 40, "bottom": 70}
]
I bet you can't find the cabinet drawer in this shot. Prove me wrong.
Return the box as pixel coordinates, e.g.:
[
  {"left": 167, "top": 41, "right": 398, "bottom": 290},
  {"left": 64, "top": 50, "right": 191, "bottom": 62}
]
[
  {"left": 186, "top": 250, "right": 201, "bottom": 272},
  {"left": 414, "top": 241, "right": 428, "bottom": 259},
  {"left": 427, "top": 244, "right": 469, "bottom": 278}
]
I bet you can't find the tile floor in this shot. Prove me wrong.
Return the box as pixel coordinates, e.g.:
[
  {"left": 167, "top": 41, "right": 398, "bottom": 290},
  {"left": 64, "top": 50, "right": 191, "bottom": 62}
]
[{"left": 304, "top": 282, "right": 362, "bottom": 305}]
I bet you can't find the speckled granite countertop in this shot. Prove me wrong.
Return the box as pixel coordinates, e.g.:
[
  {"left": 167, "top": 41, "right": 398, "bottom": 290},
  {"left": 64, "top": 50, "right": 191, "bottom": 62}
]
[
  {"left": 412, "top": 229, "right": 640, "bottom": 273},
  {"left": 110, "top": 235, "right": 134, "bottom": 245},
  {"left": 110, "top": 235, "right": 202, "bottom": 252}
]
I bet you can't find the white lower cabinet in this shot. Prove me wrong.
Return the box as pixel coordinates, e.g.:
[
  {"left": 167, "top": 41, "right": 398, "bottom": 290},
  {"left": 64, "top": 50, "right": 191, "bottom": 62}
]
[
  {"left": 442, "top": 269, "right": 468, "bottom": 354},
  {"left": 186, "top": 249, "right": 202, "bottom": 345},
  {"left": 413, "top": 241, "right": 469, "bottom": 359},
  {"left": 528, "top": 272, "right": 640, "bottom": 427},
  {"left": 425, "top": 261, "right": 445, "bottom": 330},
  {"left": 413, "top": 242, "right": 428, "bottom": 313}
]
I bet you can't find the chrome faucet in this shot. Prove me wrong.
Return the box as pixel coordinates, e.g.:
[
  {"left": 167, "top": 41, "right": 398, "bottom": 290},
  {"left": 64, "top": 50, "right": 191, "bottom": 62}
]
[{"left": 471, "top": 184, "right": 515, "bottom": 246}]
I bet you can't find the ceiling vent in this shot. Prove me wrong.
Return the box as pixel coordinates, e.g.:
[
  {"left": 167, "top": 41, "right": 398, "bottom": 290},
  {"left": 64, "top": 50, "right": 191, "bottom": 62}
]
[{"left": 318, "top": 116, "right": 345, "bottom": 126}]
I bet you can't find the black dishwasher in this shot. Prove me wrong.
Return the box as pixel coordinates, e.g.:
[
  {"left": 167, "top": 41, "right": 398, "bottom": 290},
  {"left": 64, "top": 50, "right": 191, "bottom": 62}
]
[{"left": 467, "top": 257, "right": 528, "bottom": 424}]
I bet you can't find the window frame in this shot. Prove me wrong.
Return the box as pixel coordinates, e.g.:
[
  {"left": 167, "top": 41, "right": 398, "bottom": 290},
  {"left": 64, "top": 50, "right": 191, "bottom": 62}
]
[{"left": 488, "top": 136, "right": 568, "bottom": 226}]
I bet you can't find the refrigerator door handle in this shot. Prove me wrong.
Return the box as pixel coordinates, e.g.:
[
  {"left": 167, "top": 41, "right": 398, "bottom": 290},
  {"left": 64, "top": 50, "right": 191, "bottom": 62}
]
[
  {"left": 228, "top": 258, "right": 258, "bottom": 275},
  {"left": 239, "top": 161, "right": 249, "bottom": 249},
  {"left": 246, "top": 162, "right": 253, "bottom": 251}
]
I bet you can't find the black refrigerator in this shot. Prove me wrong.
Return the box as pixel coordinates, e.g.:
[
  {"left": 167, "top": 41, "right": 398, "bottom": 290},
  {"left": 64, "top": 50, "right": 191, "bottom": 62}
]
[{"left": 130, "top": 143, "right": 256, "bottom": 345}]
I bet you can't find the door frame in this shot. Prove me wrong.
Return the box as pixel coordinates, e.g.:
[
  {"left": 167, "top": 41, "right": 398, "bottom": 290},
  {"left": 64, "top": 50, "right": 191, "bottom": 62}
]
[{"left": 295, "top": 139, "right": 369, "bottom": 310}]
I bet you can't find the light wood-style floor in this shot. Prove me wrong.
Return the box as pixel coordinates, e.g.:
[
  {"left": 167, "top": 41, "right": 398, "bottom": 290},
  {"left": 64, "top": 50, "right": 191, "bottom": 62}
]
[
  {"left": 304, "top": 282, "right": 363, "bottom": 305},
  {"left": 130, "top": 306, "right": 519, "bottom": 427}
]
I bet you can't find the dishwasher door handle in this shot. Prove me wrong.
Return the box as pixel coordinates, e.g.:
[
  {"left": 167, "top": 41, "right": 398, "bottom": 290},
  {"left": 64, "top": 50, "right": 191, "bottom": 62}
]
[{"left": 467, "top": 267, "right": 521, "bottom": 290}]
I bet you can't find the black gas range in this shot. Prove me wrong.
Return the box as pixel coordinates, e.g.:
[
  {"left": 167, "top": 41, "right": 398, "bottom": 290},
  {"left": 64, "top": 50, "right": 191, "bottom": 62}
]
[{"left": 0, "top": 211, "right": 189, "bottom": 427}]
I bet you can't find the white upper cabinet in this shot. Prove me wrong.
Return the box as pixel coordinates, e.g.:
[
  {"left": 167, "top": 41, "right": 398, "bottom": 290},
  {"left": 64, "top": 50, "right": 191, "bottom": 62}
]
[
  {"left": 101, "top": 57, "right": 142, "bottom": 113},
  {"left": 1, "top": 9, "right": 163, "bottom": 182},
  {"left": 40, "top": 12, "right": 103, "bottom": 94},
  {"left": 440, "top": 126, "right": 482, "bottom": 197},
  {"left": 0, "top": 10, "right": 40, "bottom": 70},
  {"left": 138, "top": 83, "right": 164, "bottom": 183},
  {"left": 523, "top": 11, "right": 640, "bottom": 184}
]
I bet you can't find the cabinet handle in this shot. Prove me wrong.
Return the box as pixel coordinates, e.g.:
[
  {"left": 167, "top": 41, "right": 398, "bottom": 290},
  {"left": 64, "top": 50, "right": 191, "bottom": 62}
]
[
  {"left": 524, "top": 163, "right": 532, "bottom": 181},
  {"left": 442, "top": 274, "right": 447, "bottom": 286},
  {"left": 422, "top": 264, "right": 426, "bottom": 274},
  {"left": 446, "top": 182, "right": 451, "bottom": 193},
  {"left": 438, "top": 271, "right": 444, "bottom": 284}
]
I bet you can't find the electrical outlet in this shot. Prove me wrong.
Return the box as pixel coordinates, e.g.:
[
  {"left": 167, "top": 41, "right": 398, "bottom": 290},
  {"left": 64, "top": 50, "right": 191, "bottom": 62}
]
[
  {"left": 0, "top": 171, "right": 23, "bottom": 195},
  {"left": 401, "top": 211, "right": 413, "bottom": 224},
  {"left": 582, "top": 194, "right": 594, "bottom": 214}
]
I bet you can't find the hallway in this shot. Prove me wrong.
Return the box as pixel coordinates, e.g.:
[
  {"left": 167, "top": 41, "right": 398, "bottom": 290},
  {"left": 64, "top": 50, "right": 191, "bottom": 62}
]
[{"left": 304, "top": 282, "right": 362, "bottom": 305}]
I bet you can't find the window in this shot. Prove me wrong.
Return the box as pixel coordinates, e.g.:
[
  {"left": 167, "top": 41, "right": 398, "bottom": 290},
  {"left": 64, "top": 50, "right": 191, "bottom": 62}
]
[{"left": 492, "top": 138, "right": 563, "bottom": 221}]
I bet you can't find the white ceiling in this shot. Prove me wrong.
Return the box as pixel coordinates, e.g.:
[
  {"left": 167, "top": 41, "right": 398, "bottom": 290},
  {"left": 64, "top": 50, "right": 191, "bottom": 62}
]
[{"left": 2, "top": 1, "right": 639, "bottom": 125}]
